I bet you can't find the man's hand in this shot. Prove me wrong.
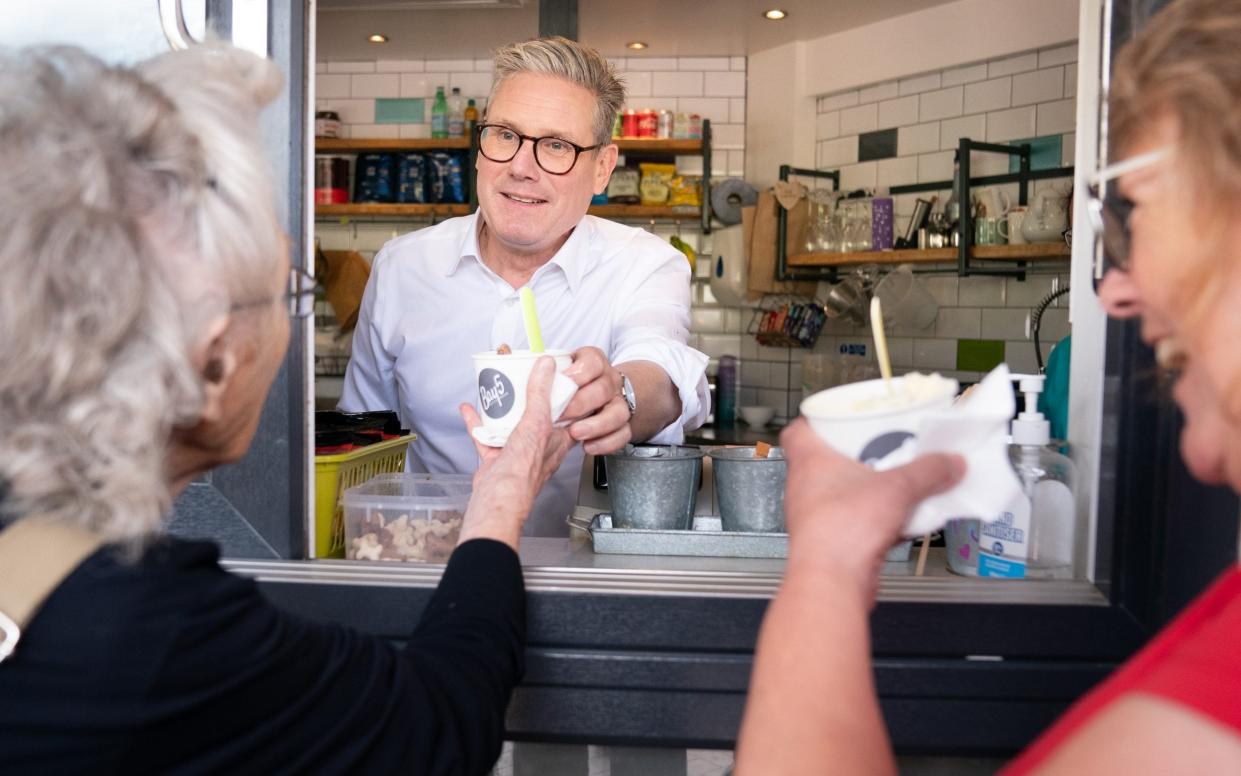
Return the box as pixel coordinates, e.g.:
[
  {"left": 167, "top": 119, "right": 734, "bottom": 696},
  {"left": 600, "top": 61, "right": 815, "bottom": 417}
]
[
  {"left": 560, "top": 346, "right": 633, "bottom": 456},
  {"left": 457, "top": 356, "right": 576, "bottom": 550},
  {"left": 780, "top": 419, "right": 965, "bottom": 604}
]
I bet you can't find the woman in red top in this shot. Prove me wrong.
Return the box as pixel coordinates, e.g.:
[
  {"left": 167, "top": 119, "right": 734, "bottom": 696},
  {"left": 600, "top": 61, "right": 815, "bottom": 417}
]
[{"left": 734, "top": 0, "right": 1241, "bottom": 773}]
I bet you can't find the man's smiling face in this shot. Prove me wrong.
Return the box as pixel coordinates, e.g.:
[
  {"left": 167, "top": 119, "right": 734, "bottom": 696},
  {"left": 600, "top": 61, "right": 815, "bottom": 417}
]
[{"left": 474, "top": 72, "right": 616, "bottom": 262}]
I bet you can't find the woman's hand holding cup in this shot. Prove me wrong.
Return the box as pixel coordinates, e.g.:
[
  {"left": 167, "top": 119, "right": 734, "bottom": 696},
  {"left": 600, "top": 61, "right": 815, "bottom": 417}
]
[
  {"left": 458, "top": 356, "right": 576, "bottom": 550},
  {"left": 780, "top": 420, "right": 964, "bottom": 604}
]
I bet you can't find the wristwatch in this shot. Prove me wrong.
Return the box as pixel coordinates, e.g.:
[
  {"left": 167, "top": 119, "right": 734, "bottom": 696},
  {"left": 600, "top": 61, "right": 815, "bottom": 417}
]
[{"left": 618, "top": 372, "right": 637, "bottom": 418}]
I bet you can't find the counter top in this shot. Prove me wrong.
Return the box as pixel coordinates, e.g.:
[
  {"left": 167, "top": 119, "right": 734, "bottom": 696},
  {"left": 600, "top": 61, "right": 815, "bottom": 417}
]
[{"left": 684, "top": 423, "right": 782, "bottom": 447}]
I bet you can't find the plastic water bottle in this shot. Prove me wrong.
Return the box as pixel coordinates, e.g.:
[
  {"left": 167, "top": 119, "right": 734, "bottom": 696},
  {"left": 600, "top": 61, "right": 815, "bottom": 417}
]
[
  {"left": 447, "top": 87, "right": 465, "bottom": 138},
  {"left": 431, "top": 86, "right": 448, "bottom": 139}
]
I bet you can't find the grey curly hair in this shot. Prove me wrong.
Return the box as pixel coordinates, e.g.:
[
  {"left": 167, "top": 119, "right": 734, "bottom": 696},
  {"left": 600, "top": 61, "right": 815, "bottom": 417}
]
[
  {"left": 488, "top": 36, "right": 626, "bottom": 146},
  {"left": 0, "top": 43, "right": 284, "bottom": 552}
]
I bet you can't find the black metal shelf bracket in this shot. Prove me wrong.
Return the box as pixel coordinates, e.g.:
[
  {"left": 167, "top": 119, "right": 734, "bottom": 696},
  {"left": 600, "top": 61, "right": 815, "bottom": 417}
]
[
  {"left": 957, "top": 138, "right": 1029, "bottom": 279},
  {"left": 775, "top": 164, "right": 840, "bottom": 283},
  {"left": 701, "top": 119, "right": 713, "bottom": 235}
]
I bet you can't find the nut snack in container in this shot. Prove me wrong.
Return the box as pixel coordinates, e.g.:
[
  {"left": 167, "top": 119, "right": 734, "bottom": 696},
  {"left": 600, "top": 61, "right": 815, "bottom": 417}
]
[{"left": 343, "top": 472, "right": 473, "bottom": 563}]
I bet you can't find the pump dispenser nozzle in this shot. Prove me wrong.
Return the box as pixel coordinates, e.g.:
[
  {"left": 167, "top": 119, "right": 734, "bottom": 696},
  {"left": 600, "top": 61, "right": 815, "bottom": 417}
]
[{"left": 1010, "top": 374, "right": 1050, "bottom": 447}]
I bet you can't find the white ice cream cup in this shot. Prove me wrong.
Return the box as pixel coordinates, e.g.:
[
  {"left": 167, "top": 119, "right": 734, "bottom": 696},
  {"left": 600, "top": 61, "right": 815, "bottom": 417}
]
[
  {"left": 471, "top": 348, "right": 578, "bottom": 446},
  {"left": 799, "top": 375, "right": 958, "bottom": 463}
]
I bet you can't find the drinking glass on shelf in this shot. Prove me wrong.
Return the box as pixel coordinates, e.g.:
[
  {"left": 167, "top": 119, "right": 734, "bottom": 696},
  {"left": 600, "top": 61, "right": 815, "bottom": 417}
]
[
  {"left": 831, "top": 211, "right": 849, "bottom": 252},
  {"left": 802, "top": 193, "right": 827, "bottom": 253},
  {"left": 856, "top": 198, "right": 874, "bottom": 252},
  {"left": 844, "top": 201, "right": 870, "bottom": 252}
]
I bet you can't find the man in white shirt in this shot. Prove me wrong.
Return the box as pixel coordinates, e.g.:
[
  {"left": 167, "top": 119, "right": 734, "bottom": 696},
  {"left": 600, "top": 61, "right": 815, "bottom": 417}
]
[{"left": 340, "top": 36, "right": 710, "bottom": 536}]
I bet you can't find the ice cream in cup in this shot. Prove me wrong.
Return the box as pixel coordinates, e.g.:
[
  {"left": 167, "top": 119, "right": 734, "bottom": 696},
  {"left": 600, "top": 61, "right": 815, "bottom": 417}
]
[
  {"left": 799, "top": 373, "right": 959, "bottom": 464},
  {"left": 470, "top": 347, "right": 579, "bottom": 447}
]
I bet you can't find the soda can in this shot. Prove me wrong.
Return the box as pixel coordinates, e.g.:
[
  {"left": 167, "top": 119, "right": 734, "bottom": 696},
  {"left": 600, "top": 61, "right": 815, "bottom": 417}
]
[
  {"left": 622, "top": 109, "right": 639, "bottom": 138},
  {"left": 688, "top": 113, "right": 703, "bottom": 140},
  {"left": 637, "top": 109, "right": 658, "bottom": 138},
  {"left": 657, "top": 109, "right": 673, "bottom": 139}
]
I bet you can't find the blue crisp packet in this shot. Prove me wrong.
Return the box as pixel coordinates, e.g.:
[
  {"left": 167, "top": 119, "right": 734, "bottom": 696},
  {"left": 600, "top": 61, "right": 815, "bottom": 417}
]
[
  {"left": 397, "top": 153, "right": 427, "bottom": 204},
  {"left": 428, "top": 151, "right": 466, "bottom": 204},
  {"left": 354, "top": 153, "right": 395, "bottom": 203}
]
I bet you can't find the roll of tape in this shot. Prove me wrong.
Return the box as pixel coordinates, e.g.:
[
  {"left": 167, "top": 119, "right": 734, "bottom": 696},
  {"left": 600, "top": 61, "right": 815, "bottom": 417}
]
[{"left": 710, "top": 178, "right": 758, "bottom": 226}]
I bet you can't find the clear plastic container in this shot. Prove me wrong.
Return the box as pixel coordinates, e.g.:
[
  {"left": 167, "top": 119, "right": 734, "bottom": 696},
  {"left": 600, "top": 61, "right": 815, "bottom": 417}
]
[{"left": 343, "top": 472, "right": 473, "bottom": 563}]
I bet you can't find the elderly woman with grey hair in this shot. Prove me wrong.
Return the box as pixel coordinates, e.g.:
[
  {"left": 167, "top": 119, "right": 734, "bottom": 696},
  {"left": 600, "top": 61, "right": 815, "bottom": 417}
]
[{"left": 0, "top": 44, "right": 572, "bottom": 774}]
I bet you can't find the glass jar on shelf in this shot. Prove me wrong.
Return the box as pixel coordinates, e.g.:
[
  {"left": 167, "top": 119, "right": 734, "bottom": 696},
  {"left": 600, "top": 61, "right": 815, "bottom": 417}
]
[
  {"left": 855, "top": 198, "right": 874, "bottom": 252},
  {"left": 800, "top": 189, "right": 839, "bottom": 253}
]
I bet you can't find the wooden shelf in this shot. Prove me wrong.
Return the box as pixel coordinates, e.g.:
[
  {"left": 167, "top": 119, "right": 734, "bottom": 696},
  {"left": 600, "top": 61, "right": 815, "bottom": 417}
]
[
  {"left": 316, "top": 137, "right": 704, "bottom": 155},
  {"left": 314, "top": 131, "right": 707, "bottom": 223},
  {"left": 613, "top": 137, "right": 704, "bottom": 154},
  {"left": 587, "top": 204, "right": 700, "bottom": 219},
  {"left": 789, "top": 248, "right": 950, "bottom": 267},
  {"left": 972, "top": 242, "right": 1071, "bottom": 260},
  {"left": 315, "top": 138, "right": 470, "bottom": 153},
  {"left": 316, "top": 203, "right": 702, "bottom": 220},
  {"left": 788, "top": 242, "right": 1070, "bottom": 268},
  {"left": 316, "top": 203, "right": 472, "bottom": 218}
]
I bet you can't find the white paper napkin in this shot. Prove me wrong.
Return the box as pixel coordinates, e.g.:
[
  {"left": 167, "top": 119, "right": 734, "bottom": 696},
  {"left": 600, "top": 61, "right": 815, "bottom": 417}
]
[{"left": 871, "top": 364, "right": 1026, "bottom": 537}]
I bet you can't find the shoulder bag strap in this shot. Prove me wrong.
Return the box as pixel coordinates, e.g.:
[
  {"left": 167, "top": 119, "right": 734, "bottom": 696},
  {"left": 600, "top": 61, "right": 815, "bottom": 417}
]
[{"left": 0, "top": 517, "right": 104, "bottom": 663}]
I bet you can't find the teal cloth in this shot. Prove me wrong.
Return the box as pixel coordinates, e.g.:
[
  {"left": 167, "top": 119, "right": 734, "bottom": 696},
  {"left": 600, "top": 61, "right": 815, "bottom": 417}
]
[{"left": 1039, "top": 334, "right": 1071, "bottom": 442}]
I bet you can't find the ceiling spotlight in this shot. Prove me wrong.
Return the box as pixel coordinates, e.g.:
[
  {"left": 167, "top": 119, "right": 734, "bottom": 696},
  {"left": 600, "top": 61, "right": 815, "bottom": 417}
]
[
  {"left": 763, "top": 9, "right": 787, "bottom": 20},
  {"left": 368, "top": 34, "right": 388, "bottom": 43},
  {"left": 626, "top": 41, "right": 648, "bottom": 50}
]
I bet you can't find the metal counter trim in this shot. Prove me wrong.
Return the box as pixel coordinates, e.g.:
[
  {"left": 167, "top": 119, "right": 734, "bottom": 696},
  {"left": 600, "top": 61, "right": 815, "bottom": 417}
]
[{"left": 224, "top": 557, "right": 1109, "bottom": 605}]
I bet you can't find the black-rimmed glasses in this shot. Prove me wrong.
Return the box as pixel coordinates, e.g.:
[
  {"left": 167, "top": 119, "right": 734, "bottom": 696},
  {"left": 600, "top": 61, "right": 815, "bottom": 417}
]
[
  {"left": 1086, "top": 147, "right": 1169, "bottom": 273},
  {"left": 476, "top": 123, "right": 603, "bottom": 175},
  {"left": 232, "top": 267, "right": 316, "bottom": 319}
]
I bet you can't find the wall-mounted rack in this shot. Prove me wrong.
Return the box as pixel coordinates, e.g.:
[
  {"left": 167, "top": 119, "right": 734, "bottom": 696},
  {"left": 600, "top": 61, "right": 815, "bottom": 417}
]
[{"left": 774, "top": 139, "right": 1074, "bottom": 282}]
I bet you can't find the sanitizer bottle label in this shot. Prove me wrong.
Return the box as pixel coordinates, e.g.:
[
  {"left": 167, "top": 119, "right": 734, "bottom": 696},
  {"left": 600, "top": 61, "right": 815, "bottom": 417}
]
[{"left": 978, "top": 499, "right": 1031, "bottom": 579}]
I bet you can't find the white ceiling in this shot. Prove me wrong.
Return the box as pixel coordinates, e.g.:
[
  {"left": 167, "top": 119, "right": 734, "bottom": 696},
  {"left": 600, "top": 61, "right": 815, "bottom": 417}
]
[{"left": 316, "top": 0, "right": 959, "bottom": 61}]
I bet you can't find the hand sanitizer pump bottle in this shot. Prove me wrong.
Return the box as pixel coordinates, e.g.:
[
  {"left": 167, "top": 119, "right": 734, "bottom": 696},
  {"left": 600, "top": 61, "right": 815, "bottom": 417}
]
[{"left": 979, "top": 375, "right": 1077, "bottom": 579}]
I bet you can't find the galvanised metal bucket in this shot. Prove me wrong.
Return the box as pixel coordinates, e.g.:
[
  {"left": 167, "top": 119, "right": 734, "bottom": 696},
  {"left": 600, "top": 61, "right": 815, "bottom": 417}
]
[
  {"left": 605, "top": 445, "right": 704, "bottom": 530},
  {"left": 709, "top": 447, "right": 786, "bottom": 533}
]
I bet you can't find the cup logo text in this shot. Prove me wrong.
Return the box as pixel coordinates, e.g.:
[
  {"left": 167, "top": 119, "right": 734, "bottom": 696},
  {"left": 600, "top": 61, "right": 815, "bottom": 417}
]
[
  {"left": 859, "top": 431, "right": 914, "bottom": 465},
  {"left": 478, "top": 368, "right": 516, "bottom": 419}
]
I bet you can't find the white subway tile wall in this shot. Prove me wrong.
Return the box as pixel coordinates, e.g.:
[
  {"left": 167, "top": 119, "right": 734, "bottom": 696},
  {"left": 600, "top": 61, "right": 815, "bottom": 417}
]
[
  {"left": 317, "top": 45, "right": 1081, "bottom": 423},
  {"left": 840, "top": 103, "right": 879, "bottom": 135},
  {"left": 898, "top": 122, "right": 940, "bottom": 156},
  {"left": 317, "top": 54, "right": 746, "bottom": 175},
  {"left": 859, "top": 81, "right": 899, "bottom": 104},
  {"left": 798, "top": 42, "right": 1079, "bottom": 410}
]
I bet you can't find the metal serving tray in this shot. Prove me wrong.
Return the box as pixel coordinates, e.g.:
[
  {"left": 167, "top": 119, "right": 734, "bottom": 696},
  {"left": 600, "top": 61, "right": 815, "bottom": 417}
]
[
  {"left": 575, "top": 513, "right": 912, "bottom": 562},
  {"left": 583, "top": 513, "right": 787, "bottom": 558}
]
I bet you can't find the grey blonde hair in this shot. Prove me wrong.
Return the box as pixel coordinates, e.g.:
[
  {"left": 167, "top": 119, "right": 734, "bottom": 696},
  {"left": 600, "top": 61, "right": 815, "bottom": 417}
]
[
  {"left": 0, "top": 43, "right": 284, "bottom": 553},
  {"left": 488, "top": 36, "right": 625, "bottom": 146},
  {"left": 1110, "top": 0, "right": 1241, "bottom": 368}
]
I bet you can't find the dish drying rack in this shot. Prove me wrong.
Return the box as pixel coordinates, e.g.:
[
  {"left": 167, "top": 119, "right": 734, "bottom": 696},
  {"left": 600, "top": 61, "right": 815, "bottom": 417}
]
[{"left": 745, "top": 293, "right": 828, "bottom": 349}]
